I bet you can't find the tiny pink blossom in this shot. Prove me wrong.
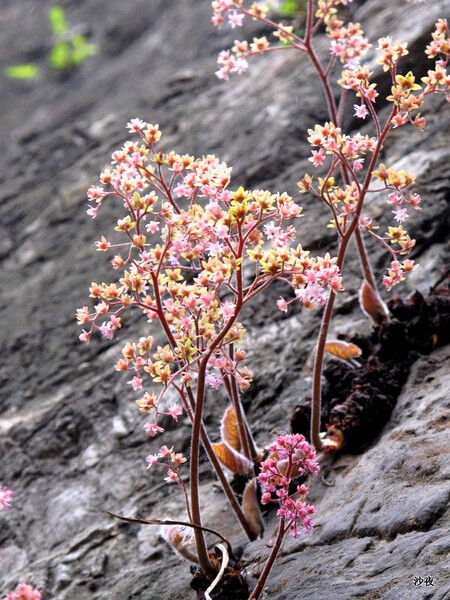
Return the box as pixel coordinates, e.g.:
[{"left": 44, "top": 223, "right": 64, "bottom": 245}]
[
  {"left": 110, "top": 315, "right": 122, "bottom": 330},
  {"left": 144, "top": 422, "right": 164, "bottom": 437},
  {"left": 220, "top": 301, "right": 236, "bottom": 319},
  {"left": 86, "top": 204, "right": 99, "bottom": 219},
  {"left": 354, "top": 104, "right": 368, "bottom": 119},
  {"left": 164, "top": 469, "right": 178, "bottom": 483},
  {"left": 79, "top": 330, "right": 91, "bottom": 344},
  {"left": 98, "top": 322, "right": 114, "bottom": 340},
  {"left": 167, "top": 403, "right": 183, "bottom": 421},
  {"left": 352, "top": 158, "right": 364, "bottom": 171},
  {"left": 392, "top": 206, "right": 409, "bottom": 223},
  {"left": 145, "top": 454, "right": 159, "bottom": 468},
  {"left": 127, "top": 118, "right": 146, "bottom": 132},
  {"left": 128, "top": 376, "right": 143, "bottom": 391},
  {"left": 308, "top": 148, "right": 326, "bottom": 167},
  {"left": 146, "top": 220, "right": 160, "bottom": 234},
  {"left": 205, "top": 372, "right": 223, "bottom": 389},
  {"left": 277, "top": 297, "right": 288, "bottom": 313},
  {"left": 227, "top": 10, "right": 244, "bottom": 29}
]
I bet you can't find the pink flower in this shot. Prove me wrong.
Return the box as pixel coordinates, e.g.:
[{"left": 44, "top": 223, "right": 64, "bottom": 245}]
[
  {"left": 110, "top": 315, "right": 122, "bottom": 330},
  {"left": 98, "top": 322, "right": 114, "bottom": 340},
  {"left": 79, "top": 330, "right": 91, "bottom": 344},
  {"left": 145, "top": 220, "right": 160, "bottom": 234},
  {"left": 144, "top": 422, "right": 164, "bottom": 437},
  {"left": 392, "top": 206, "right": 409, "bottom": 223},
  {"left": 352, "top": 158, "right": 364, "bottom": 172},
  {"left": 167, "top": 403, "right": 183, "bottom": 421},
  {"left": 164, "top": 469, "right": 178, "bottom": 483},
  {"left": 145, "top": 454, "right": 159, "bottom": 468},
  {"left": 86, "top": 204, "right": 99, "bottom": 219},
  {"left": 308, "top": 148, "right": 326, "bottom": 167},
  {"left": 354, "top": 104, "right": 368, "bottom": 119},
  {"left": 0, "top": 486, "right": 13, "bottom": 510},
  {"left": 128, "top": 376, "right": 143, "bottom": 391},
  {"left": 205, "top": 372, "right": 223, "bottom": 389},
  {"left": 127, "top": 118, "right": 146, "bottom": 132},
  {"left": 277, "top": 297, "right": 288, "bottom": 313},
  {"left": 220, "top": 301, "right": 236, "bottom": 319},
  {"left": 227, "top": 10, "right": 244, "bottom": 29}
]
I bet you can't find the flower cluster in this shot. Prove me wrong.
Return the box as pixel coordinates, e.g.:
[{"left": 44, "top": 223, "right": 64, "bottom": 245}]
[
  {"left": 0, "top": 584, "right": 41, "bottom": 600},
  {"left": 146, "top": 445, "right": 187, "bottom": 484},
  {"left": 77, "top": 121, "right": 342, "bottom": 436},
  {"left": 326, "top": 14, "right": 370, "bottom": 68},
  {"left": 258, "top": 434, "right": 319, "bottom": 538},
  {"left": 212, "top": 1, "right": 304, "bottom": 80},
  {"left": 423, "top": 19, "right": 450, "bottom": 101}
]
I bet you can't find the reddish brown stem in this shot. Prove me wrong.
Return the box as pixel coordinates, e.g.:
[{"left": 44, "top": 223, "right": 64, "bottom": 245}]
[{"left": 249, "top": 518, "right": 287, "bottom": 600}]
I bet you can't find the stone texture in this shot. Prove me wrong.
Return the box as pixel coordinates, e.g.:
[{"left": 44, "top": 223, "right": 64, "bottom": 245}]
[{"left": 0, "top": 1, "right": 449, "bottom": 599}]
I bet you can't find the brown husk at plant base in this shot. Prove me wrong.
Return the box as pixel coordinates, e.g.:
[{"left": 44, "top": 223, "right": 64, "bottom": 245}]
[{"left": 291, "top": 286, "right": 450, "bottom": 452}]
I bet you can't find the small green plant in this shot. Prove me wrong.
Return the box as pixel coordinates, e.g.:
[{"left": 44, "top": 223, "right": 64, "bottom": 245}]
[
  {"left": 4, "top": 5, "right": 96, "bottom": 80},
  {"left": 47, "top": 5, "right": 97, "bottom": 70}
]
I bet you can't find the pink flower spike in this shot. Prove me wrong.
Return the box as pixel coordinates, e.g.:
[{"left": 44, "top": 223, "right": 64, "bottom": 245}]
[
  {"left": 144, "top": 422, "right": 164, "bottom": 437},
  {"left": 0, "top": 486, "right": 13, "bottom": 510}
]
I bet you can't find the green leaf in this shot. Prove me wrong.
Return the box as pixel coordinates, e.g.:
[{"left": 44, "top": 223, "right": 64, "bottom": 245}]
[
  {"left": 4, "top": 63, "right": 39, "bottom": 79},
  {"left": 48, "top": 5, "right": 68, "bottom": 36},
  {"left": 70, "top": 34, "right": 97, "bottom": 65},
  {"left": 48, "top": 41, "right": 71, "bottom": 69}
]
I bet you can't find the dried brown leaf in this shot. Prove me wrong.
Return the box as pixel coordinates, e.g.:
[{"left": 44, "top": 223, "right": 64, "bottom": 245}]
[
  {"left": 242, "top": 478, "right": 264, "bottom": 538},
  {"left": 220, "top": 405, "right": 241, "bottom": 452},
  {"left": 212, "top": 441, "right": 252, "bottom": 475},
  {"left": 359, "top": 280, "right": 389, "bottom": 326},
  {"left": 324, "top": 340, "right": 362, "bottom": 360}
]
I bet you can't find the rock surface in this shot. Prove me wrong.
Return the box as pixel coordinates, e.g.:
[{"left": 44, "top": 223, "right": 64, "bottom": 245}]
[{"left": 0, "top": 1, "right": 449, "bottom": 599}]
